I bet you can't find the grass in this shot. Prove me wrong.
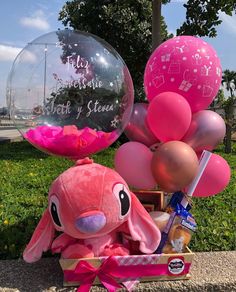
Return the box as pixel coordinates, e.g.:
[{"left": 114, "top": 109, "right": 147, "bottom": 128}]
[{"left": 0, "top": 141, "right": 235, "bottom": 259}]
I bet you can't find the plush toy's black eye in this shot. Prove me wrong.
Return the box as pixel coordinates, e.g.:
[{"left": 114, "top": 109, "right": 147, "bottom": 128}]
[
  {"left": 113, "top": 183, "right": 130, "bottom": 217},
  {"left": 50, "top": 202, "right": 61, "bottom": 227},
  {"left": 119, "top": 189, "right": 130, "bottom": 216}
]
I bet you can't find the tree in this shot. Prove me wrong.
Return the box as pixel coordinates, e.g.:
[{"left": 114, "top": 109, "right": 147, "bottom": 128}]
[
  {"left": 221, "top": 70, "right": 236, "bottom": 153},
  {"left": 214, "top": 71, "right": 236, "bottom": 153},
  {"left": 222, "top": 69, "right": 236, "bottom": 98},
  {"left": 177, "top": 0, "right": 236, "bottom": 37},
  {"left": 152, "top": 0, "right": 170, "bottom": 50},
  {"left": 59, "top": 0, "right": 171, "bottom": 101}
]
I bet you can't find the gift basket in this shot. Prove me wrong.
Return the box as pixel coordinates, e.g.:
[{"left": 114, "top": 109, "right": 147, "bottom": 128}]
[{"left": 8, "top": 30, "right": 231, "bottom": 291}]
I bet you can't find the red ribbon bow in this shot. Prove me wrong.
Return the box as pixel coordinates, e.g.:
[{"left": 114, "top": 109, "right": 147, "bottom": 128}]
[{"left": 64, "top": 256, "right": 123, "bottom": 292}]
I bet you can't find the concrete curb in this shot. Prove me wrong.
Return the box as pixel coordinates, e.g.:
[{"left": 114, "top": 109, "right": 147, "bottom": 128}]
[
  {"left": 0, "top": 251, "right": 235, "bottom": 292},
  {"left": 0, "top": 136, "right": 23, "bottom": 144}
]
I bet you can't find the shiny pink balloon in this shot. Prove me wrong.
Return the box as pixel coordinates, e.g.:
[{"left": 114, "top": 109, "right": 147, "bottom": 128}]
[
  {"left": 192, "top": 154, "right": 231, "bottom": 197},
  {"left": 147, "top": 92, "right": 192, "bottom": 142},
  {"left": 124, "top": 103, "right": 159, "bottom": 147},
  {"left": 182, "top": 110, "right": 226, "bottom": 152},
  {"left": 144, "top": 36, "right": 222, "bottom": 112},
  {"left": 114, "top": 142, "right": 156, "bottom": 190}
]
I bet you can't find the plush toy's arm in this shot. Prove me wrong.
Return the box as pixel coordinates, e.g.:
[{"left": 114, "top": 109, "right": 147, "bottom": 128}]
[
  {"left": 100, "top": 243, "right": 129, "bottom": 256},
  {"left": 52, "top": 234, "right": 96, "bottom": 259},
  {"left": 62, "top": 243, "right": 94, "bottom": 259},
  {"left": 51, "top": 233, "right": 77, "bottom": 254}
]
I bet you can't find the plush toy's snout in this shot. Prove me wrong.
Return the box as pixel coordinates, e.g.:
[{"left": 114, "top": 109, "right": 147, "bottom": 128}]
[{"left": 75, "top": 211, "right": 106, "bottom": 233}]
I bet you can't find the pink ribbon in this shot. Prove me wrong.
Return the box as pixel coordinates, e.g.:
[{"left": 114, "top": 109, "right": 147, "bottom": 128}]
[
  {"left": 64, "top": 256, "right": 191, "bottom": 292},
  {"left": 64, "top": 256, "right": 123, "bottom": 292}
]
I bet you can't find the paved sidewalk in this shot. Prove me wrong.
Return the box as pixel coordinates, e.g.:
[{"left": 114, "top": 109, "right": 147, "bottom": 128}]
[{"left": 0, "top": 251, "right": 235, "bottom": 292}]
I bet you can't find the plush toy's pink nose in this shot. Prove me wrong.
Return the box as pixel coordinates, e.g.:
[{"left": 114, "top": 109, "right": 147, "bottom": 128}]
[{"left": 75, "top": 212, "right": 106, "bottom": 233}]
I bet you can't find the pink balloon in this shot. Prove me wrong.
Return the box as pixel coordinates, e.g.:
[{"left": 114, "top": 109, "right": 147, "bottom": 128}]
[
  {"left": 114, "top": 142, "right": 156, "bottom": 190},
  {"left": 147, "top": 92, "right": 192, "bottom": 142},
  {"left": 124, "top": 103, "right": 159, "bottom": 147},
  {"left": 192, "top": 154, "right": 231, "bottom": 197},
  {"left": 144, "top": 36, "right": 222, "bottom": 113},
  {"left": 182, "top": 110, "right": 226, "bottom": 152}
]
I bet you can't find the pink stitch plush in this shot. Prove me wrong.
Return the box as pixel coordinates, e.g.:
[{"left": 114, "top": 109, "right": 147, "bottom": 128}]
[{"left": 23, "top": 158, "right": 161, "bottom": 263}]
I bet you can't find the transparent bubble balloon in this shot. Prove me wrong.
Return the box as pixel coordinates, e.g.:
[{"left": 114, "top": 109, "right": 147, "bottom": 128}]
[{"left": 7, "top": 30, "right": 134, "bottom": 159}]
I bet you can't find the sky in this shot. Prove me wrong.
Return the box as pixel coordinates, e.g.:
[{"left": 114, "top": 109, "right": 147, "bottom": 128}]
[{"left": 0, "top": 0, "right": 236, "bottom": 107}]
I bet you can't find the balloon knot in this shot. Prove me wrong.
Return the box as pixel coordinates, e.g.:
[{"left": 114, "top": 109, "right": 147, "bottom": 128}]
[{"left": 75, "top": 157, "right": 93, "bottom": 166}]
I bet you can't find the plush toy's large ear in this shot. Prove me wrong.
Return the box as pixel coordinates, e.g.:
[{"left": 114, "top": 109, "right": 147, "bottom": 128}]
[
  {"left": 127, "top": 193, "right": 161, "bottom": 254},
  {"left": 23, "top": 209, "right": 55, "bottom": 263}
]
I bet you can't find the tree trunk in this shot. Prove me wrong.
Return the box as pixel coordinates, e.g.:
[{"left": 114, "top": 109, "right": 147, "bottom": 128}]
[
  {"left": 152, "top": 0, "right": 162, "bottom": 51},
  {"left": 224, "top": 122, "right": 232, "bottom": 153},
  {"left": 224, "top": 104, "right": 234, "bottom": 153}
]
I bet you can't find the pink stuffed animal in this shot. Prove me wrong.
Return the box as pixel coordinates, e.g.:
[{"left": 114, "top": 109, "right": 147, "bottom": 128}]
[{"left": 23, "top": 158, "right": 161, "bottom": 263}]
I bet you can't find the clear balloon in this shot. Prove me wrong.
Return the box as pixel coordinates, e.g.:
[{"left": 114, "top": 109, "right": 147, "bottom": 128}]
[
  {"left": 191, "top": 154, "right": 231, "bottom": 197},
  {"left": 114, "top": 142, "right": 156, "bottom": 190},
  {"left": 8, "top": 30, "right": 134, "bottom": 159},
  {"left": 151, "top": 141, "right": 199, "bottom": 192},
  {"left": 124, "top": 103, "right": 159, "bottom": 147},
  {"left": 147, "top": 92, "right": 192, "bottom": 142},
  {"left": 182, "top": 110, "right": 226, "bottom": 152},
  {"left": 144, "top": 36, "right": 222, "bottom": 113}
]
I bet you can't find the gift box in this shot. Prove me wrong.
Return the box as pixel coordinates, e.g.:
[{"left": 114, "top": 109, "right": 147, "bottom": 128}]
[
  {"left": 59, "top": 247, "right": 194, "bottom": 291},
  {"left": 132, "top": 190, "right": 164, "bottom": 212},
  {"left": 58, "top": 190, "right": 195, "bottom": 291}
]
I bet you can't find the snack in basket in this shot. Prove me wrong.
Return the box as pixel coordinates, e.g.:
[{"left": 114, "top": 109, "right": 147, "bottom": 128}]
[
  {"left": 23, "top": 158, "right": 161, "bottom": 263},
  {"left": 149, "top": 211, "right": 170, "bottom": 232},
  {"left": 163, "top": 225, "right": 193, "bottom": 254},
  {"left": 156, "top": 192, "right": 197, "bottom": 254}
]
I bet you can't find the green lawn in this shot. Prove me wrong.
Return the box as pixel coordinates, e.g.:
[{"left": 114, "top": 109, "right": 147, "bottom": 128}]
[{"left": 0, "top": 141, "right": 235, "bottom": 259}]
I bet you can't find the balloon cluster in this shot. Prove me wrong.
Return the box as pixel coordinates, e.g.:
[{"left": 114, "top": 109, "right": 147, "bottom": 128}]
[{"left": 115, "top": 36, "right": 231, "bottom": 197}]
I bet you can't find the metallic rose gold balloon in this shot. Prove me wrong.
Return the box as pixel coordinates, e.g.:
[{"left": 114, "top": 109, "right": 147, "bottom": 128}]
[
  {"left": 182, "top": 110, "right": 226, "bottom": 152},
  {"left": 124, "top": 103, "right": 159, "bottom": 147},
  {"left": 151, "top": 141, "right": 199, "bottom": 192}
]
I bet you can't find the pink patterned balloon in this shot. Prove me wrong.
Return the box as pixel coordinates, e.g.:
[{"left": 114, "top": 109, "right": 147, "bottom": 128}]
[{"left": 144, "top": 36, "right": 222, "bottom": 112}]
